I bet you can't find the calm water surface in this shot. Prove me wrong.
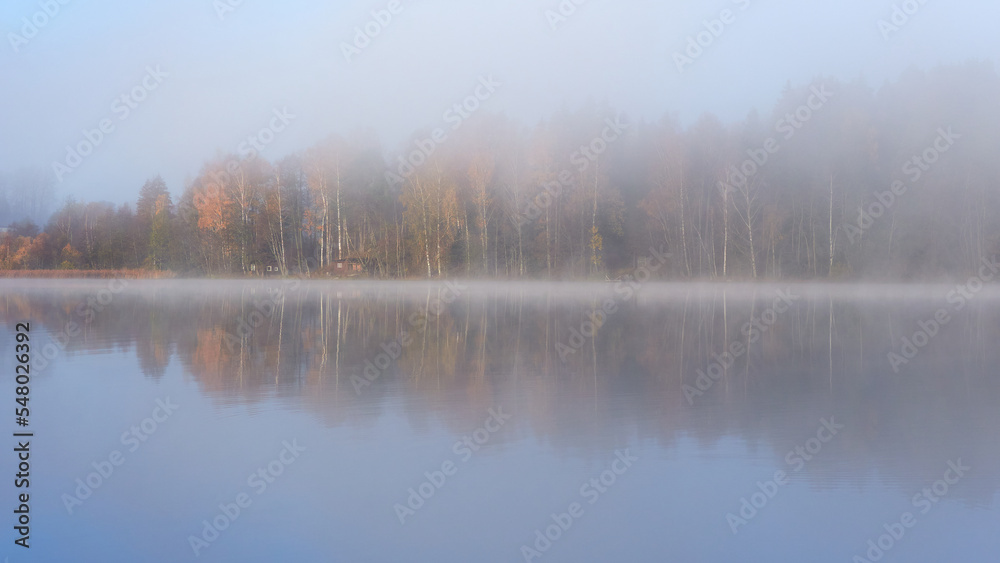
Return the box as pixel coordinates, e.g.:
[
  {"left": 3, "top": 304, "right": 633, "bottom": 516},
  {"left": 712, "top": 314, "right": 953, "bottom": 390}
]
[{"left": 1, "top": 280, "right": 998, "bottom": 562}]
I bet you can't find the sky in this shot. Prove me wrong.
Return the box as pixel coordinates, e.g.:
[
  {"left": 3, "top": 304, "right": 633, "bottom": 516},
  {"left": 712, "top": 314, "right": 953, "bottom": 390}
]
[{"left": 1, "top": 0, "right": 996, "bottom": 204}]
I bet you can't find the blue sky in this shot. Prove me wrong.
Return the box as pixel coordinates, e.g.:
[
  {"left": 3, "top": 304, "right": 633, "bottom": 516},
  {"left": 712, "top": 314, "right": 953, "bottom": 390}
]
[{"left": 1, "top": 0, "right": 996, "bottom": 203}]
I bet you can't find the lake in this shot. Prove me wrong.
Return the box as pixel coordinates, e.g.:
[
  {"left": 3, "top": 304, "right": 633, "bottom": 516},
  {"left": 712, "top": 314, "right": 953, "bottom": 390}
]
[{"left": 1, "top": 279, "right": 998, "bottom": 562}]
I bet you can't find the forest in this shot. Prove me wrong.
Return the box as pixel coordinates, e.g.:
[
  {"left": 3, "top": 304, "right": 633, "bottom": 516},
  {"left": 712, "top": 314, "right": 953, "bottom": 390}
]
[{"left": 2, "top": 62, "right": 998, "bottom": 280}]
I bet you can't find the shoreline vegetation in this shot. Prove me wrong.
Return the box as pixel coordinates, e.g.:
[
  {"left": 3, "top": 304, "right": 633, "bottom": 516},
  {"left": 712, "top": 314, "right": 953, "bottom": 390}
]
[
  {"left": 1, "top": 271, "right": 996, "bottom": 289},
  {"left": 2, "top": 63, "right": 999, "bottom": 282},
  {"left": 0, "top": 269, "right": 176, "bottom": 279}
]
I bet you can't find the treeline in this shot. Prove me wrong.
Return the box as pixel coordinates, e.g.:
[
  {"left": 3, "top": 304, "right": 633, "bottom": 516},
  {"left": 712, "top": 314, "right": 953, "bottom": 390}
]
[{"left": 2, "top": 62, "right": 999, "bottom": 279}]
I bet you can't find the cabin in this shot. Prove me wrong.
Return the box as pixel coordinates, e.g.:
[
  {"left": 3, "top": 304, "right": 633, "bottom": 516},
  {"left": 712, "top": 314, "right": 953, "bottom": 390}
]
[
  {"left": 331, "top": 258, "right": 365, "bottom": 274},
  {"left": 249, "top": 262, "right": 280, "bottom": 276}
]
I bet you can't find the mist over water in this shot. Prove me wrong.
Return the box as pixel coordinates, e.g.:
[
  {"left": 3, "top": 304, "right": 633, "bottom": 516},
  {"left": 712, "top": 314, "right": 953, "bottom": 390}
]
[{"left": 2, "top": 280, "right": 997, "bottom": 561}]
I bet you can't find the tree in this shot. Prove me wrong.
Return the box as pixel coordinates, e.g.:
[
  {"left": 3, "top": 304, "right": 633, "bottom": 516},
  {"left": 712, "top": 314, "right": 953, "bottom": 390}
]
[{"left": 148, "top": 194, "right": 172, "bottom": 269}]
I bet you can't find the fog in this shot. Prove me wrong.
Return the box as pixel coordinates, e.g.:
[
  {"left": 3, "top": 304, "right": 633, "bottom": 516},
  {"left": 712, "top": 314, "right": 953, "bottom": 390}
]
[
  {"left": 3, "top": 7, "right": 999, "bottom": 554},
  {"left": 2, "top": 0, "right": 996, "bottom": 207}
]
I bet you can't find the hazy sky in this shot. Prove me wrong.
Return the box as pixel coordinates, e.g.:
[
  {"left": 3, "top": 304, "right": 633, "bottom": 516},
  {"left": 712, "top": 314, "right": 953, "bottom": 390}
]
[{"left": 1, "top": 0, "right": 995, "bottom": 203}]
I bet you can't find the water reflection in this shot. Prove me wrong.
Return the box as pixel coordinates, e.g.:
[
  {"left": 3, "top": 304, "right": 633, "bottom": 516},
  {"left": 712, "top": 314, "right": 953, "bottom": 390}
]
[{"left": 4, "top": 279, "right": 999, "bottom": 509}]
